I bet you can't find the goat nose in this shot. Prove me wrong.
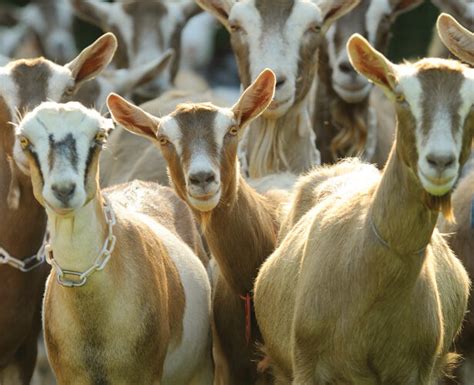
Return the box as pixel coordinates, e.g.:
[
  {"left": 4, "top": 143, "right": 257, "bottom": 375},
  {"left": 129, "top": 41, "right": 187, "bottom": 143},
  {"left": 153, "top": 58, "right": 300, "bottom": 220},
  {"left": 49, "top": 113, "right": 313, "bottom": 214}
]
[
  {"left": 51, "top": 183, "right": 76, "bottom": 204},
  {"left": 426, "top": 153, "right": 456, "bottom": 172},
  {"left": 189, "top": 171, "right": 216, "bottom": 188},
  {"left": 339, "top": 61, "right": 355, "bottom": 75},
  {"left": 275, "top": 76, "right": 287, "bottom": 89}
]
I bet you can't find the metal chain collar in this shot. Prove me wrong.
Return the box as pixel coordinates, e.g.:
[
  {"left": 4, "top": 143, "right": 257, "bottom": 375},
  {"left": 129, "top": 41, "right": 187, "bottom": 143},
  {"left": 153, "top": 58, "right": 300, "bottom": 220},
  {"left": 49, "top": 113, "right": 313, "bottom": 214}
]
[
  {"left": 45, "top": 197, "right": 117, "bottom": 288},
  {"left": 0, "top": 242, "right": 46, "bottom": 272}
]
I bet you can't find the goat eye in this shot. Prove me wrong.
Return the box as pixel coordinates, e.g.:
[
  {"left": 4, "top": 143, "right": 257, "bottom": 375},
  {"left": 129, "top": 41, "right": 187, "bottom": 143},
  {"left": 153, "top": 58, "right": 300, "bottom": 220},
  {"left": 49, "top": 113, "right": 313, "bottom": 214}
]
[
  {"left": 229, "top": 22, "right": 244, "bottom": 33},
  {"left": 19, "top": 136, "right": 30, "bottom": 150},
  {"left": 64, "top": 85, "right": 75, "bottom": 96},
  {"left": 395, "top": 93, "right": 406, "bottom": 103},
  {"left": 228, "top": 126, "right": 239, "bottom": 136},
  {"left": 159, "top": 136, "right": 169, "bottom": 146},
  {"left": 95, "top": 132, "right": 107, "bottom": 144},
  {"left": 306, "top": 24, "right": 322, "bottom": 34}
]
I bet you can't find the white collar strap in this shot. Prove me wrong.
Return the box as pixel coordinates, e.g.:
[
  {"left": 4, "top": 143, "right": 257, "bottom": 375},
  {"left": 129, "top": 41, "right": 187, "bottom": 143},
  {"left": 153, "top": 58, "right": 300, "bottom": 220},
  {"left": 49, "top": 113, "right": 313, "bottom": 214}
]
[
  {"left": 45, "top": 197, "right": 117, "bottom": 288},
  {"left": 0, "top": 243, "right": 46, "bottom": 272}
]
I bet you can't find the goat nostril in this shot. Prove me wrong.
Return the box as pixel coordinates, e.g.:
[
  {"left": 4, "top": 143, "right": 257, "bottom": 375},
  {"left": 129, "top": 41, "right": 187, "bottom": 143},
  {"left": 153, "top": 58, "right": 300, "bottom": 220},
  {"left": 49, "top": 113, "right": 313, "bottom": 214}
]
[
  {"left": 205, "top": 174, "right": 216, "bottom": 183},
  {"left": 52, "top": 183, "right": 76, "bottom": 203},
  {"left": 189, "top": 171, "right": 216, "bottom": 187},
  {"left": 275, "top": 77, "right": 287, "bottom": 89},
  {"left": 426, "top": 154, "right": 456, "bottom": 170},
  {"left": 339, "top": 62, "right": 354, "bottom": 74}
]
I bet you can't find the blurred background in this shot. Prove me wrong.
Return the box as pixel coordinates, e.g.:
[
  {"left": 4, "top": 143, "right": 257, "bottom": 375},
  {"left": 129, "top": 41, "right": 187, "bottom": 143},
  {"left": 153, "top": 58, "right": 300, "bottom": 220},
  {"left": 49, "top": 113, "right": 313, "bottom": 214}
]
[{"left": 0, "top": 0, "right": 441, "bottom": 89}]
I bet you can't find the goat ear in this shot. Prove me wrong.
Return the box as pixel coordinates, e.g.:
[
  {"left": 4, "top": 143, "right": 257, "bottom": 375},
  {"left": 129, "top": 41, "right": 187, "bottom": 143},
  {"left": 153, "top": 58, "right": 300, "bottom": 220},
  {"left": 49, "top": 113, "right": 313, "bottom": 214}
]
[
  {"left": 66, "top": 33, "right": 117, "bottom": 88},
  {"left": 114, "top": 50, "right": 175, "bottom": 94},
  {"left": 437, "top": 13, "right": 474, "bottom": 66},
  {"left": 320, "top": 0, "right": 360, "bottom": 29},
  {"left": 71, "top": 0, "right": 111, "bottom": 28},
  {"left": 391, "top": 0, "right": 424, "bottom": 15},
  {"left": 195, "top": 0, "right": 233, "bottom": 29},
  {"left": 107, "top": 93, "right": 160, "bottom": 140},
  {"left": 232, "top": 69, "right": 276, "bottom": 129},
  {"left": 347, "top": 34, "right": 397, "bottom": 95}
]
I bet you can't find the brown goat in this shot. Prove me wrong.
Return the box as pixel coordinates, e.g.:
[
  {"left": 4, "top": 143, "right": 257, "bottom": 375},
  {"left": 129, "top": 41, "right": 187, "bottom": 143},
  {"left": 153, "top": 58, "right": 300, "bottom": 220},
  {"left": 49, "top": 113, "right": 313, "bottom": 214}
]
[{"left": 107, "top": 70, "right": 284, "bottom": 385}]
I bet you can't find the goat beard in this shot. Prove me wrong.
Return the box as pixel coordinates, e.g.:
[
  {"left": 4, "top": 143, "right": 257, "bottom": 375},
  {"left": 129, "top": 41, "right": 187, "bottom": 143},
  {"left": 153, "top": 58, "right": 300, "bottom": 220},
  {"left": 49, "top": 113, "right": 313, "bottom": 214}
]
[{"left": 423, "top": 190, "right": 454, "bottom": 223}]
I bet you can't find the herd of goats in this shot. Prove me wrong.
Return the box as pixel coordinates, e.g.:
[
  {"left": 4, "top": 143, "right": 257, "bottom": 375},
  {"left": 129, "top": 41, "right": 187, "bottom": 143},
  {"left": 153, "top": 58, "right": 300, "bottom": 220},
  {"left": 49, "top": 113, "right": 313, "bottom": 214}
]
[{"left": 0, "top": 0, "right": 473, "bottom": 384}]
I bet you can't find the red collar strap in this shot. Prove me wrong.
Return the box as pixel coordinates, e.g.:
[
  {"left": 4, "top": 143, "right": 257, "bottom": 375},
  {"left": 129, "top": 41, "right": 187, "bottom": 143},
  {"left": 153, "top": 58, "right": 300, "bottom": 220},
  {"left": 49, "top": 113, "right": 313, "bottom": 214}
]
[{"left": 240, "top": 292, "right": 252, "bottom": 345}]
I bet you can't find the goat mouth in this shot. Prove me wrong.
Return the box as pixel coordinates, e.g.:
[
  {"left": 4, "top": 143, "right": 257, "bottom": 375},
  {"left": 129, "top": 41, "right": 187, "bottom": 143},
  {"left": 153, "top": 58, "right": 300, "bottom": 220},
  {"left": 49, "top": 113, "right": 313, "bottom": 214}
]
[
  {"left": 333, "top": 83, "right": 371, "bottom": 103},
  {"left": 188, "top": 187, "right": 221, "bottom": 202},
  {"left": 45, "top": 201, "right": 75, "bottom": 216},
  {"left": 418, "top": 170, "right": 456, "bottom": 196}
]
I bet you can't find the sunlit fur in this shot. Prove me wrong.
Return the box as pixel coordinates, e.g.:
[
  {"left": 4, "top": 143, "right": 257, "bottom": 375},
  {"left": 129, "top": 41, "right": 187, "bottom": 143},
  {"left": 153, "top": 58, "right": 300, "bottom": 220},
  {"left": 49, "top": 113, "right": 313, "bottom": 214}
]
[
  {"left": 17, "top": 102, "right": 213, "bottom": 384},
  {"left": 254, "top": 36, "right": 473, "bottom": 384}
]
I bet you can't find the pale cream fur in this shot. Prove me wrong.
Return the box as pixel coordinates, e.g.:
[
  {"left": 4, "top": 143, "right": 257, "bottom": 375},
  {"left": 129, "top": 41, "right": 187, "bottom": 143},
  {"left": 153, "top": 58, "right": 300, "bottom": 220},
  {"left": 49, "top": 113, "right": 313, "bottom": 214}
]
[{"left": 254, "top": 36, "right": 472, "bottom": 384}]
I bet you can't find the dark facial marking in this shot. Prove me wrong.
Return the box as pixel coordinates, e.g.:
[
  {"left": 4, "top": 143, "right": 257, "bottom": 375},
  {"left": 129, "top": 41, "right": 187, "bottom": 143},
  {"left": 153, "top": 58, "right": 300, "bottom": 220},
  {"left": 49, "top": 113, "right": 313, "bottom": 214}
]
[
  {"left": 172, "top": 106, "right": 219, "bottom": 172},
  {"left": 12, "top": 60, "right": 52, "bottom": 113},
  {"left": 419, "top": 68, "right": 464, "bottom": 138},
  {"left": 255, "top": 0, "right": 295, "bottom": 29},
  {"left": 48, "top": 133, "right": 79, "bottom": 172}
]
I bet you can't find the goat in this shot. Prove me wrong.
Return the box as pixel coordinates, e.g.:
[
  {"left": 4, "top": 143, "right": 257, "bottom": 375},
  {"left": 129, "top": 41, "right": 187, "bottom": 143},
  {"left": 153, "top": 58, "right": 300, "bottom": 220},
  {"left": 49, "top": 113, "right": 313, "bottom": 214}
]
[
  {"left": 0, "top": 33, "right": 117, "bottom": 384},
  {"left": 436, "top": 13, "right": 474, "bottom": 385},
  {"left": 14, "top": 101, "right": 213, "bottom": 384},
  {"left": 0, "top": 0, "right": 76, "bottom": 63},
  {"left": 429, "top": 0, "right": 474, "bottom": 58},
  {"left": 254, "top": 34, "right": 473, "bottom": 384},
  {"left": 107, "top": 69, "right": 284, "bottom": 385},
  {"left": 313, "top": 0, "right": 423, "bottom": 165},
  {"left": 196, "top": 0, "right": 360, "bottom": 178},
  {"left": 71, "top": 0, "right": 201, "bottom": 101}
]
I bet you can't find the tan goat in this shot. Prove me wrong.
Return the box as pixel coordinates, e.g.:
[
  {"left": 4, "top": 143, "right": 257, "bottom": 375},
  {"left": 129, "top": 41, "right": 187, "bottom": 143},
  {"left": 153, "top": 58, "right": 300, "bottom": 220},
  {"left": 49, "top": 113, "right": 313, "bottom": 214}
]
[
  {"left": 107, "top": 70, "right": 284, "bottom": 385},
  {"left": 436, "top": 13, "right": 474, "bottom": 385},
  {"left": 15, "top": 102, "right": 213, "bottom": 385},
  {"left": 254, "top": 35, "right": 473, "bottom": 384}
]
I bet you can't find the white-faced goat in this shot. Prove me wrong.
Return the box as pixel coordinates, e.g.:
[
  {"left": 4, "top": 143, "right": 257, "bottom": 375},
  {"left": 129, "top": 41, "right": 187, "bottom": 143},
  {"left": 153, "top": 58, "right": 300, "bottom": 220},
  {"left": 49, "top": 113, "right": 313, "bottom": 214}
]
[
  {"left": 15, "top": 101, "right": 213, "bottom": 385},
  {"left": 197, "top": 0, "right": 360, "bottom": 177},
  {"left": 0, "top": 33, "right": 117, "bottom": 384},
  {"left": 254, "top": 34, "right": 473, "bottom": 384}
]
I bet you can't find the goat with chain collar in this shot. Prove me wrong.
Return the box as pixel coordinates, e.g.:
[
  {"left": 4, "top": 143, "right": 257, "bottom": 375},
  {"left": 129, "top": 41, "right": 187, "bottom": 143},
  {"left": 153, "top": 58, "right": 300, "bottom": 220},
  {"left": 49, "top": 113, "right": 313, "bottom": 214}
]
[{"left": 15, "top": 101, "right": 214, "bottom": 385}]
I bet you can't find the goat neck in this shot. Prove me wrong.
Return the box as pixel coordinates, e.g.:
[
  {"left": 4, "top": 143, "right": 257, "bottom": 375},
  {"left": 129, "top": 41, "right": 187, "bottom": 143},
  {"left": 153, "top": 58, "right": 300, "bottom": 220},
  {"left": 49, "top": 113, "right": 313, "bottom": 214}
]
[{"left": 200, "top": 175, "right": 280, "bottom": 296}]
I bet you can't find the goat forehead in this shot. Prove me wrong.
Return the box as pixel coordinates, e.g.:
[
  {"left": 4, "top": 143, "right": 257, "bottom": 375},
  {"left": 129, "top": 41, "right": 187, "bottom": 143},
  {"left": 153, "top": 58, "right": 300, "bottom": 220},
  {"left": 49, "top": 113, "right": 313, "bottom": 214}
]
[
  {"left": 399, "top": 65, "right": 469, "bottom": 137},
  {"left": 20, "top": 107, "right": 101, "bottom": 145},
  {"left": 255, "top": 0, "right": 295, "bottom": 27}
]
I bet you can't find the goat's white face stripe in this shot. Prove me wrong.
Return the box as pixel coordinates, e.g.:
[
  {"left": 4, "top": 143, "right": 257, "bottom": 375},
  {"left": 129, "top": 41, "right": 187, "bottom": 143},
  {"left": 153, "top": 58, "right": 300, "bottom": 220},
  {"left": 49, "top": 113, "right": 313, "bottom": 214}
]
[
  {"left": 161, "top": 116, "right": 183, "bottom": 156},
  {"left": 47, "top": 63, "right": 74, "bottom": 102},
  {"left": 0, "top": 66, "right": 20, "bottom": 121},
  {"left": 365, "top": 0, "right": 391, "bottom": 44}
]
